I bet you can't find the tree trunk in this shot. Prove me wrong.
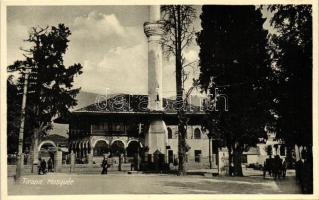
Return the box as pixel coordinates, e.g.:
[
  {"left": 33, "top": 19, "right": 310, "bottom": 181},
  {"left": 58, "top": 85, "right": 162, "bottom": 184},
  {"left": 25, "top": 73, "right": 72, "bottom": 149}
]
[
  {"left": 177, "top": 121, "right": 187, "bottom": 175},
  {"left": 175, "top": 5, "right": 187, "bottom": 176},
  {"left": 233, "top": 147, "right": 243, "bottom": 176},
  {"left": 227, "top": 145, "right": 232, "bottom": 176}
]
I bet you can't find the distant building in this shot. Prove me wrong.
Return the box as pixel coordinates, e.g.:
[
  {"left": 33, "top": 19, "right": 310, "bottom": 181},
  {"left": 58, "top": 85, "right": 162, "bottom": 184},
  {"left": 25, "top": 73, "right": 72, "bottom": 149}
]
[{"left": 256, "top": 132, "right": 286, "bottom": 164}]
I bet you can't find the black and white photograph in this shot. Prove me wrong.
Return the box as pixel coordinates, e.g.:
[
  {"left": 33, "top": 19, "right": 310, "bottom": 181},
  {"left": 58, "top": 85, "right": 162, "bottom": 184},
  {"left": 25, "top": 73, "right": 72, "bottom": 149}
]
[{"left": 0, "top": 0, "right": 318, "bottom": 199}]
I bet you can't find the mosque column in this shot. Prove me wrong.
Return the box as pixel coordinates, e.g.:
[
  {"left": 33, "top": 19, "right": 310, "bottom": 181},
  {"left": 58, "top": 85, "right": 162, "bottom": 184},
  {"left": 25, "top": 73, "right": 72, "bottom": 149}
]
[
  {"left": 143, "top": 5, "right": 168, "bottom": 162},
  {"left": 70, "top": 150, "right": 75, "bottom": 173},
  {"left": 87, "top": 145, "right": 93, "bottom": 165}
]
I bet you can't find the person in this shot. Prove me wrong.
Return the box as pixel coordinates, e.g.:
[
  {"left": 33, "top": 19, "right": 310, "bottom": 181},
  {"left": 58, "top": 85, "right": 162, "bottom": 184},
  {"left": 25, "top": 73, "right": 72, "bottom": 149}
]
[
  {"left": 281, "top": 159, "right": 287, "bottom": 178},
  {"left": 263, "top": 157, "right": 272, "bottom": 179},
  {"left": 173, "top": 157, "right": 179, "bottom": 175},
  {"left": 39, "top": 158, "right": 47, "bottom": 175},
  {"left": 101, "top": 155, "right": 108, "bottom": 174},
  {"left": 38, "top": 158, "right": 42, "bottom": 175},
  {"left": 273, "top": 155, "right": 282, "bottom": 180},
  {"left": 48, "top": 157, "right": 53, "bottom": 172}
]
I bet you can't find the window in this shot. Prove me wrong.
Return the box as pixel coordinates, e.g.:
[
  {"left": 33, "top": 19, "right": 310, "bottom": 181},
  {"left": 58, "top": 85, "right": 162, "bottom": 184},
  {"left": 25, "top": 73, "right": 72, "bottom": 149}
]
[
  {"left": 194, "top": 128, "right": 201, "bottom": 139},
  {"left": 167, "top": 127, "right": 173, "bottom": 139},
  {"left": 194, "top": 150, "right": 201, "bottom": 162},
  {"left": 112, "top": 122, "right": 124, "bottom": 132}
]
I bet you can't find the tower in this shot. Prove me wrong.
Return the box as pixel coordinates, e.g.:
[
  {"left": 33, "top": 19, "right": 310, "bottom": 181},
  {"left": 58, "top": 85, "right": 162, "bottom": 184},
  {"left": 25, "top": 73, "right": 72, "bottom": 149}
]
[{"left": 143, "top": 5, "right": 168, "bottom": 161}]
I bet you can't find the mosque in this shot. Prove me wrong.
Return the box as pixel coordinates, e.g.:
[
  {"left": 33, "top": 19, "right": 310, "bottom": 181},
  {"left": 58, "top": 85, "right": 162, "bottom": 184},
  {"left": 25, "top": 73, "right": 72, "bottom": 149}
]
[{"left": 47, "top": 6, "right": 216, "bottom": 172}]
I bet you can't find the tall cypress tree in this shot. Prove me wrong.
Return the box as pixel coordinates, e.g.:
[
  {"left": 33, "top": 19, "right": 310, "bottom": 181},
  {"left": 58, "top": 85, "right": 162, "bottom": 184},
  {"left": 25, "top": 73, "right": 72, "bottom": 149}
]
[{"left": 197, "top": 6, "right": 272, "bottom": 176}]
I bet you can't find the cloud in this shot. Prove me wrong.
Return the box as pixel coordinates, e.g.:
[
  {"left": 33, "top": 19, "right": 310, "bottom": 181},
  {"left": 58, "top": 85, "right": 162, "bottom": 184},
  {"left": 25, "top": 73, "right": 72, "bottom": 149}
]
[
  {"left": 74, "top": 43, "right": 148, "bottom": 94},
  {"left": 62, "top": 11, "right": 149, "bottom": 94},
  {"left": 7, "top": 9, "right": 202, "bottom": 98},
  {"left": 73, "top": 11, "right": 125, "bottom": 40},
  {"left": 70, "top": 11, "right": 142, "bottom": 47}
]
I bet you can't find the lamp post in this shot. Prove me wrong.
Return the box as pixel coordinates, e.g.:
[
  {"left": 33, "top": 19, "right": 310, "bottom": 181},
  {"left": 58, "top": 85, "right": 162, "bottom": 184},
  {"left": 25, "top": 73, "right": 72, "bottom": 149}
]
[{"left": 15, "top": 68, "right": 32, "bottom": 180}]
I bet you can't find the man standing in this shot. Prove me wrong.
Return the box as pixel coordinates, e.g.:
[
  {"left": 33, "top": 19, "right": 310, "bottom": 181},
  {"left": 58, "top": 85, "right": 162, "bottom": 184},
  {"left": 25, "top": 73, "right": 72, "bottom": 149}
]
[
  {"left": 101, "top": 155, "right": 108, "bottom": 174},
  {"left": 48, "top": 157, "right": 53, "bottom": 172}
]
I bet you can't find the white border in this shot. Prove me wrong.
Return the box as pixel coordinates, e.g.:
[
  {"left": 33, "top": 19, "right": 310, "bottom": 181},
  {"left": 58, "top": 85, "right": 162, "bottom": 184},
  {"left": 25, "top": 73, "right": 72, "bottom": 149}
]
[{"left": 1, "top": 0, "right": 318, "bottom": 200}]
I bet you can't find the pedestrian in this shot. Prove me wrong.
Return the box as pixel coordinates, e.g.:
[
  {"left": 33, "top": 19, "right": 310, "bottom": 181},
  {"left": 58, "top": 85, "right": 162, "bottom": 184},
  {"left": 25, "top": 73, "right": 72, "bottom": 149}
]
[
  {"left": 38, "top": 158, "right": 42, "bottom": 175},
  {"left": 101, "top": 155, "right": 108, "bottom": 174},
  {"left": 48, "top": 157, "right": 53, "bottom": 172},
  {"left": 281, "top": 159, "right": 287, "bottom": 178},
  {"left": 40, "top": 158, "right": 47, "bottom": 175},
  {"left": 272, "top": 155, "right": 282, "bottom": 180},
  {"left": 263, "top": 157, "right": 273, "bottom": 179},
  {"left": 173, "top": 157, "right": 179, "bottom": 175}
]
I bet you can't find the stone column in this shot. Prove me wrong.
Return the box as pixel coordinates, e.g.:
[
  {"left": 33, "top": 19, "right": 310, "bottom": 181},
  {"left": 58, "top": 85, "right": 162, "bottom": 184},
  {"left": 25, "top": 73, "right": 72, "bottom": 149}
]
[
  {"left": 70, "top": 151, "right": 75, "bottom": 173},
  {"left": 54, "top": 149, "right": 63, "bottom": 173},
  {"left": 124, "top": 150, "right": 127, "bottom": 163},
  {"left": 87, "top": 150, "right": 93, "bottom": 165}
]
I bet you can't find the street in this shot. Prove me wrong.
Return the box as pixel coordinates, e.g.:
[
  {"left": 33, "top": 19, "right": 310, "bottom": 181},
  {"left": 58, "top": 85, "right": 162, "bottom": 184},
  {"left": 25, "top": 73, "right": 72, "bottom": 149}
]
[{"left": 8, "top": 170, "right": 301, "bottom": 195}]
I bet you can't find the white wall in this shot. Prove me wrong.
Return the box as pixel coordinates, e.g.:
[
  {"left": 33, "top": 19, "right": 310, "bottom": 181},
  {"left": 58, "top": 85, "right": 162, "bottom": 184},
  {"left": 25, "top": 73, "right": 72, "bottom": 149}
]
[{"left": 166, "top": 125, "right": 210, "bottom": 158}]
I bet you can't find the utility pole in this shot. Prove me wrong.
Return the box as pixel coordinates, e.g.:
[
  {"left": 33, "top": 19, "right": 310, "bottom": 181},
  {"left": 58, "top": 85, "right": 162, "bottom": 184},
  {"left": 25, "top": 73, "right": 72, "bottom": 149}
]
[
  {"left": 15, "top": 68, "right": 31, "bottom": 180},
  {"left": 208, "top": 135, "right": 212, "bottom": 169}
]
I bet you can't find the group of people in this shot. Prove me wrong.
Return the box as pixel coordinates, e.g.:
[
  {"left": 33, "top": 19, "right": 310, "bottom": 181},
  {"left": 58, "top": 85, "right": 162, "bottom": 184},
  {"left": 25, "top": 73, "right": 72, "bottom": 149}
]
[
  {"left": 38, "top": 157, "right": 54, "bottom": 175},
  {"left": 263, "top": 155, "right": 287, "bottom": 179}
]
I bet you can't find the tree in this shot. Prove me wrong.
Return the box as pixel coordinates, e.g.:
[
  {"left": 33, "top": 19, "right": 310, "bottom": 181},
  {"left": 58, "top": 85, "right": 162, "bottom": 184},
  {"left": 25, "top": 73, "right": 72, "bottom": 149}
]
[
  {"left": 267, "top": 5, "right": 312, "bottom": 149},
  {"left": 7, "top": 75, "right": 22, "bottom": 154},
  {"left": 267, "top": 6, "right": 312, "bottom": 193},
  {"left": 8, "top": 24, "right": 83, "bottom": 167},
  {"left": 197, "top": 6, "right": 272, "bottom": 176},
  {"left": 161, "top": 5, "right": 196, "bottom": 175}
]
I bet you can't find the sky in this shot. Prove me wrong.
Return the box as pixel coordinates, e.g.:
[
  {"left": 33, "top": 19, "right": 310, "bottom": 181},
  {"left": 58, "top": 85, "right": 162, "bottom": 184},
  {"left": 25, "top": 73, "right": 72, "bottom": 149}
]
[{"left": 7, "top": 6, "right": 272, "bottom": 97}]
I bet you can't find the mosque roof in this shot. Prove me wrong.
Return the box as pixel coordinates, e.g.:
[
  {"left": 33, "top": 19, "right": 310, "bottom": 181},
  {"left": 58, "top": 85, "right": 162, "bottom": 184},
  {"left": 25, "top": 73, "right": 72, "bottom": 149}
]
[{"left": 73, "top": 94, "right": 205, "bottom": 114}]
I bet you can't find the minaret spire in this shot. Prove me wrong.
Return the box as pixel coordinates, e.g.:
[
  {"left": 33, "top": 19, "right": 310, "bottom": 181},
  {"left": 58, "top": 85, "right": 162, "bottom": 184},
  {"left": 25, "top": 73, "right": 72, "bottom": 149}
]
[{"left": 144, "top": 5, "right": 164, "bottom": 111}]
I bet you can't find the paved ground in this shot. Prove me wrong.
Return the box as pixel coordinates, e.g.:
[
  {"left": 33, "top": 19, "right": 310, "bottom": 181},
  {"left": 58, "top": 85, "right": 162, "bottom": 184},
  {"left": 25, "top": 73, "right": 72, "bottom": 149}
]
[{"left": 8, "top": 170, "right": 301, "bottom": 195}]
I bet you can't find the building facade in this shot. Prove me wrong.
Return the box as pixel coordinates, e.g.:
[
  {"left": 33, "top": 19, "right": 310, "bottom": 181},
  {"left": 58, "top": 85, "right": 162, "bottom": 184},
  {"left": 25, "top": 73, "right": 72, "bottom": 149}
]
[{"left": 56, "top": 94, "right": 214, "bottom": 170}]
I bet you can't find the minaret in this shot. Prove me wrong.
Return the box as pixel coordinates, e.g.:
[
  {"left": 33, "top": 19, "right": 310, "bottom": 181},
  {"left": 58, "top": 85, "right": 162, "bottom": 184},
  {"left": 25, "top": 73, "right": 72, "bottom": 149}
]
[
  {"left": 144, "top": 5, "right": 163, "bottom": 111},
  {"left": 144, "top": 5, "right": 168, "bottom": 158}
]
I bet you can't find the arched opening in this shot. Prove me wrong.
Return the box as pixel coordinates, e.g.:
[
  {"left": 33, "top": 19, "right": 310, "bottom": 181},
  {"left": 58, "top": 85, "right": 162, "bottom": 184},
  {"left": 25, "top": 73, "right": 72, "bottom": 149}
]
[
  {"left": 110, "top": 140, "right": 125, "bottom": 156},
  {"left": 93, "top": 140, "right": 110, "bottom": 156},
  {"left": 194, "top": 128, "right": 201, "bottom": 139},
  {"left": 127, "top": 141, "right": 141, "bottom": 169},
  {"left": 127, "top": 141, "right": 140, "bottom": 157},
  {"left": 167, "top": 127, "right": 173, "bottom": 139},
  {"left": 38, "top": 141, "right": 56, "bottom": 164},
  {"left": 38, "top": 140, "right": 56, "bottom": 151}
]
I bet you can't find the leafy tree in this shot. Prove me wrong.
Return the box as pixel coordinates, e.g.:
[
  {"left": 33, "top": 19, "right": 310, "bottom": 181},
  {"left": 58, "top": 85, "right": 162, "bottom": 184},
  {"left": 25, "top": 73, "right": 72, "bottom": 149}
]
[
  {"left": 267, "top": 5, "right": 312, "bottom": 149},
  {"left": 267, "top": 5, "right": 312, "bottom": 193},
  {"left": 161, "top": 5, "right": 196, "bottom": 175},
  {"left": 8, "top": 24, "right": 83, "bottom": 165},
  {"left": 197, "top": 6, "right": 272, "bottom": 176}
]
